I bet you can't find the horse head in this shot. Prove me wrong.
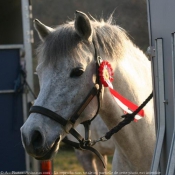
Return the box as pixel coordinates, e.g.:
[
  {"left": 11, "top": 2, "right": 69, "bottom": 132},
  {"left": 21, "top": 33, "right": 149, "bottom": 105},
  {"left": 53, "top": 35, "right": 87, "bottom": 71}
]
[{"left": 21, "top": 11, "right": 103, "bottom": 160}]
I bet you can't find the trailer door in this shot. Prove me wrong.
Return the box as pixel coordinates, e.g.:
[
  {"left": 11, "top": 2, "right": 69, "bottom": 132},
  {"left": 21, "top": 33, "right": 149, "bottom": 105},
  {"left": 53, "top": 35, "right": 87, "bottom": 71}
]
[{"left": 0, "top": 46, "right": 26, "bottom": 172}]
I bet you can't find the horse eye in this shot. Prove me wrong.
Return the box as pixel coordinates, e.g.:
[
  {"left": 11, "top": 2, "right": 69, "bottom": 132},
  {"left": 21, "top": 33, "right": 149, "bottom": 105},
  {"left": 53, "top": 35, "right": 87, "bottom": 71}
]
[{"left": 70, "top": 68, "right": 84, "bottom": 78}]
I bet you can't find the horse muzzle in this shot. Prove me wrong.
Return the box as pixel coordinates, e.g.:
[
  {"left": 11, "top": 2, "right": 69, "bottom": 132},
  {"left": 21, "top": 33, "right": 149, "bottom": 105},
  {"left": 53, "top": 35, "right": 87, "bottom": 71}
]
[{"left": 20, "top": 124, "right": 61, "bottom": 160}]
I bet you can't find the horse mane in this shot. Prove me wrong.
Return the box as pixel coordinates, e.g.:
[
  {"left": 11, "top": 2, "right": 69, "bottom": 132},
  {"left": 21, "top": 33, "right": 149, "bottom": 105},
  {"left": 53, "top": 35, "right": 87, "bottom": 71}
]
[{"left": 37, "top": 16, "right": 132, "bottom": 66}]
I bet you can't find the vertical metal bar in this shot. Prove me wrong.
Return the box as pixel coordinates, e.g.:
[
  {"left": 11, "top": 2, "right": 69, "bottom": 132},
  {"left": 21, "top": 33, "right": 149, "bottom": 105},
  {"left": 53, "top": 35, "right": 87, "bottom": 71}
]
[
  {"left": 165, "top": 33, "right": 175, "bottom": 175},
  {"left": 147, "top": 0, "right": 153, "bottom": 47},
  {"left": 150, "top": 39, "right": 166, "bottom": 174},
  {"left": 146, "top": 0, "right": 158, "bottom": 131},
  {"left": 21, "top": 0, "right": 39, "bottom": 172},
  {"left": 21, "top": 0, "right": 31, "bottom": 171},
  {"left": 21, "top": 0, "right": 34, "bottom": 102}
]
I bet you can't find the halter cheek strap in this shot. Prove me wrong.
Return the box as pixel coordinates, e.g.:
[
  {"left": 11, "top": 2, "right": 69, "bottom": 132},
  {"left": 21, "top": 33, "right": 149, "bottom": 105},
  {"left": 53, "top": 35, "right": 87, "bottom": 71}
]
[{"left": 64, "top": 84, "right": 100, "bottom": 133}]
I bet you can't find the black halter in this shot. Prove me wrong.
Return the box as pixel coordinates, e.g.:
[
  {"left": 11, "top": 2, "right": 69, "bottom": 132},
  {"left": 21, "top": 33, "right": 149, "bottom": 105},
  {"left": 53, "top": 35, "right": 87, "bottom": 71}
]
[
  {"left": 29, "top": 39, "right": 106, "bottom": 167},
  {"left": 28, "top": 36, "right": 154, "bottom": 168}
]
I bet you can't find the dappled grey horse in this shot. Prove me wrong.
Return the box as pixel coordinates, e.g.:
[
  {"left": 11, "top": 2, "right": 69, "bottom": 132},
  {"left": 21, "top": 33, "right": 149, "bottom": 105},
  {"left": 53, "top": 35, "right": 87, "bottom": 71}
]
[{"left": 21, "top": 11, "right": 155, "bottom": 174}]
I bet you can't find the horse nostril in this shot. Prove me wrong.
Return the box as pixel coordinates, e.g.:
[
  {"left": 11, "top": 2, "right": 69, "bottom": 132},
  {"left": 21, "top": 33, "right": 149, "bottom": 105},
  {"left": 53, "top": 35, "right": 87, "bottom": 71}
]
[{"left": 31, "top": 130, "right": 43, "bottom": 150}]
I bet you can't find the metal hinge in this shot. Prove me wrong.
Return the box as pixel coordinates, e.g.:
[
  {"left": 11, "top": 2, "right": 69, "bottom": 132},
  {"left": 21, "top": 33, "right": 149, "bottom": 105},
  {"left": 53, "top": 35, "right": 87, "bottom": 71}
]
[{"left": 147, "top": 46, "right": 155, "bottom": 61}]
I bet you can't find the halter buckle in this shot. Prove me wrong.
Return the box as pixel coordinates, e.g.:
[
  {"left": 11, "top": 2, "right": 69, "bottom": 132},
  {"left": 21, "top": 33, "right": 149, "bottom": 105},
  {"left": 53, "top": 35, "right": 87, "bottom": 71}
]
[{"left": 97, "top": 56, "right": 103, "bottom": 66}]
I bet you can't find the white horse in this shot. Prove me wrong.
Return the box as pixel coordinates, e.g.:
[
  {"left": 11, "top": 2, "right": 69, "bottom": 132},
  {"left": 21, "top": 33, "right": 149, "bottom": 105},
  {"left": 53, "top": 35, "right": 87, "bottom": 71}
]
[
  {"left": 67, "top": 115, "right": 115, "bottom": 174},
  {"left": 21, "top": 11, "right": 155, "bottom": 174}
]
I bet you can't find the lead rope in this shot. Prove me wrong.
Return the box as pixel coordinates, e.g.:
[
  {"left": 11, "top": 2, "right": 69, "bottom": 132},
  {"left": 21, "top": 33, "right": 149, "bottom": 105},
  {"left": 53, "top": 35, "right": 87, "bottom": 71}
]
[{"left": 91, "top": 91, "right": 153, "bottom": 145}]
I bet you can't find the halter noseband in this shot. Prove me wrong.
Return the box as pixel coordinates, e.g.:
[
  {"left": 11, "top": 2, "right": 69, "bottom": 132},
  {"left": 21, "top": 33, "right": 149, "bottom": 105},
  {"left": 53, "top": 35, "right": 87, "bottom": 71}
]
[{"left": 29, "top": 39, "right": 106, "bottom": 167}]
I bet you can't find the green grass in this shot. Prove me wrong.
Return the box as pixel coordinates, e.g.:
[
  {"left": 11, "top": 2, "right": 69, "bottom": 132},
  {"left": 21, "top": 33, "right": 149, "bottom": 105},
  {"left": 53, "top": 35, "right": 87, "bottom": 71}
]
[
  {"left": 53, "top": 144, "right": 112, "bottom": 175},
  {"left": 53, "top": 149, "right": 84, "bottom": 174}
]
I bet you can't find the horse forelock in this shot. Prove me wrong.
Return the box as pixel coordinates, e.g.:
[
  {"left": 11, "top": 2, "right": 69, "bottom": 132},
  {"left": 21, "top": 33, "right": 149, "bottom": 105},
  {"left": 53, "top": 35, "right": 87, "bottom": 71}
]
[{"left": 37, "top": 18, "right": 130, "bottom": 67}]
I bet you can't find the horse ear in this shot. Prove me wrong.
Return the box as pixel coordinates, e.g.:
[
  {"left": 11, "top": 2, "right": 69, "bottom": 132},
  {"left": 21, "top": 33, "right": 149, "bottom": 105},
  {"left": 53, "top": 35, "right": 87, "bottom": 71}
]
[
  {"left": 74, "top": 11, "right": 93, "bottom": 41},
  {"left": 34, "top": 19, "right": 54, "bottom": 41}
]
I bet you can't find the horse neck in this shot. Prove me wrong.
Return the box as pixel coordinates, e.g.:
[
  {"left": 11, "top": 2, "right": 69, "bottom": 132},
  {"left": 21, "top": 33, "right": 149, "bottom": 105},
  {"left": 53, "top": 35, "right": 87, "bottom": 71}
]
[
  {"left": 99, "top": 43, "right": 155, "bottom": 170},
  {"left": 100, "top": 41, "right": 153, "bottom": 120},
  {"left": 115, "top": 43, "right": 152, "bottom": 104}
]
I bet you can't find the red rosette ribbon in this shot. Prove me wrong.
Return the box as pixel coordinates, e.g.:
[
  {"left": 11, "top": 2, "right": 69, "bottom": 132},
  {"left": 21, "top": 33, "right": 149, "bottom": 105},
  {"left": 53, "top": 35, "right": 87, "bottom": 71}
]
[
  {"left": 99, "top": 61, "right": 114, "bottom": 87},
  {"left": 98, "top": 60, "right": 144, "bottom": 121}
]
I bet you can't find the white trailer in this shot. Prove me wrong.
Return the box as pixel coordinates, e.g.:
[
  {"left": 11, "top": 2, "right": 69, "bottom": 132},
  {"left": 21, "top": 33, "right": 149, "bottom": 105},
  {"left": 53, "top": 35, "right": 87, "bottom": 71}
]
[{"left": 147, "top": 0, "right": 175, "bottom": 174}]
